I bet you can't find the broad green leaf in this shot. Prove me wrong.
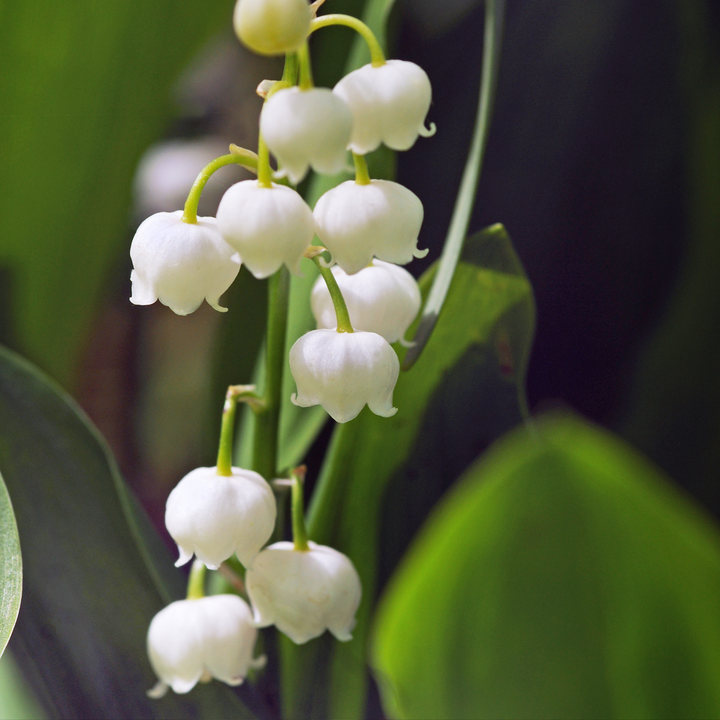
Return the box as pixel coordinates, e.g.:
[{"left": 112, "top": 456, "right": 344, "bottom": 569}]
[
  {"left": 404, "top": 0, "right": 505, "bottom": 368},
  {"left": 0, "top": 471, "right": 21, "bottom": 657},
  {"left": 0, "top": 345, "right": 257, "bottom": 720},
  {"left": 0, "top": 0, "right": 234, "bottom": 388},
  {"left": 280, "top": 224, "right": 535, "bottom": 720},
  {"left": 371, "top": 414, "right": 720, "bottom": 720},
  {"left": 0, "top": 652, "right": 45, "bottom": 720}
]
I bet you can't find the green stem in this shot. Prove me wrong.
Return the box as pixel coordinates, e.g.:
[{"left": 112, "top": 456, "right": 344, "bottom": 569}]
[
  {"left": 183, "top": 152, "right": 259, "bottom": 224},
  {"left": 282, "top": 51, "right": 299, "bottom": 86},
  {"left": 352, "top": 153, "right": 371, "bottom": 185},
  {"left": 309, "top": 14, "right": 385, "bottom": 67},
  {"left": 216, "top": 390, "right": 238, "bottom": 476},
  {"left": 297, "top": 41, "right": 313, "bottom": 90},
  {"left": 312, "top": 255, "right": 353, "bottom": 333},
  {"left": 257, "top": 133, "right": 273, "bottom": 188},
  {"left": 186, "top": 560, "right": 206, "bottom": 600},
  {"left": 252, "top": 267, "right": 290, "bottom": 480},
  {"left": 403, "top": 0, "right": 506, "bottom": 369},
  {"left": 291, "top": 467, "right": 310, "bottom": 551}
]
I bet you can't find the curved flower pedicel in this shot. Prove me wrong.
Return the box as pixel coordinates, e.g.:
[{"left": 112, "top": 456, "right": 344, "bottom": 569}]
[
  {"left": 130, "top": 211, "right": 241, "bottom": 315},
  {"left": 246, "top": 541, "right": 362, "bottom": 645},
  {"left": 311, "top": 260, "right": 421, "bottom": 344},
  {"left": 261, "top": 87, "right": 353, "bottom": 184},
  {"left": 333, "top": 59, "right": 434, "bottom": 154},
  {"left": 216, "top": 180, "right": 316, "bottom": 278},
  {"left": 165, "top": 466, "right": 277, "bottom": 569},
  {"left": 289, "top": 328, "right": 399, "bottom": 423},
  {"left": 147, "top": 594, "right": 264, "bottom": 697},
  {"left": 314, "top": 179, "right": 426, "bottom": 275}
]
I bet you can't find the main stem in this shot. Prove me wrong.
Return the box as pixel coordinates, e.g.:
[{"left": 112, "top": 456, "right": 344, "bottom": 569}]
[{"left": 252, "top": 267, "right": 290, "bottom": 480}]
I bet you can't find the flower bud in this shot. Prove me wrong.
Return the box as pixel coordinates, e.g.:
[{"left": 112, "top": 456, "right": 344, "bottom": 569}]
[
  {"left": 246, "top": 541, "right": 362, "bottom": 644},
  {"left": 165, "top": 466, "right": 276, "bottom": 570},
  {"left": 260, "top": 87, "right": 353, "bottom": 184},
  {"left": 216, "top": 180, "right": 316, "bottom": 279},
  {"left": 147, "top": 594, "right": 264, "bottom": 697},
  {"left": 130, "top": 211, "right": 241, "bottom": 315},
  {"left": 313, "top": 179, "right": 426, "bottom": 275},
  {"left": 333, "top": 60, "right": 434, "bottom": 154},
  {"left": 311, "top": 260, "right": 421, "bottom": 343},
  {"left": 290, "top": 328, "right": 399, "bottom": 423},
  {"left": 233, "top": 0, "right": 311, "bottom": 56}
]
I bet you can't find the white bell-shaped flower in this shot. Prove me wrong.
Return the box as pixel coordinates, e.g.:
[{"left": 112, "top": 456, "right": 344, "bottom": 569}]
[
  {"left": 147, "top": 594, "right": 264, "bottom": 697},
  {"left": 165, "top": 466, "right": 276, "bottom": 570},
  {"left": 233, "top": 0, "right": 311, "bottom": 56},
  {"left": 333, "top": 60, "right": 434, "bottom": 154},
  {"left": 246, "top": 541, "right": 362, "bottom": 644},
  {"left": 261, "top": 87, "right": 353, "bottom": 184},
  {"left": 130, "top": 211, "right": 241, "bottom": 315},
  {"left": 311, "top": 260, "right": 421, "bottom": 343},
  {"left": 216, "top": 180, "right": 315, "bottom": 278},
  {"left": 313, "top": 179, "right": 426, "bottom": 275},
  {"left": 289, "top": 328, "right": 399, "bottom": 423}
]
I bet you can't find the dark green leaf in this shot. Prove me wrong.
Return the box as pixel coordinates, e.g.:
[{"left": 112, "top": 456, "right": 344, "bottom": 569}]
[
  {"left": 0, "top": 345, "right": 256, "bottom": 719},
  {"left": 280, "top": 225, "right": 534, "bottom": 720},
  {"left": 371, "top": 414, "right": 720, "bottom": 720},
  {"left": 0, "top": 471, "right": 21, "bottom": 657},
  {"left": 0, "top": 0, "right": 235, "bottom": 387}
]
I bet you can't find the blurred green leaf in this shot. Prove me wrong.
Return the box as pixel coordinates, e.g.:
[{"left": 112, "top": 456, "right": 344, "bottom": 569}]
[
  {"left": 0, "top": 345, "right": 256, "bottom": 719},
  {"left": 371, "top": 414, "right": 720, "bottom": 720},
  {"left": 0, "top": 471, "right": 21, "bottom": 658},
  {"left": 0, "top": 0, "right": 234, "bottom": 388},
  {"left": 280, "top": 224, "right": 534, "bottom": 720},
  {"left": 0, "top": 652, "right": 46, "bottom": 720}
]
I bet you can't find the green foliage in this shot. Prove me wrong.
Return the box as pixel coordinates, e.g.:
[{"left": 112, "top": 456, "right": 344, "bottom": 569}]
[
  {"left": 0, "top": 0, "right": 234, "bottom": 388},
  {"left": 0, "top": 471, "right": 21, "bottom": 658},
  {"left": 0, "top": 345, "right": 253, "bottom": 719},
  {"left": 280, "top": 224, "right": 535, "bottom": 720},
  {"left": 371, "top": 413, "right": 720, "bottom": 720}
]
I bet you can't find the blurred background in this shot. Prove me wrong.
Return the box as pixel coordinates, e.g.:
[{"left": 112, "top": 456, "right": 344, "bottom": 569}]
[{"left": 0, "top": 0, "right": 719, "bottom": 716}]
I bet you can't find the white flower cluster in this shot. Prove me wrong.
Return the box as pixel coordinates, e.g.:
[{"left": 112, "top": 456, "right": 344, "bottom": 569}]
[{"left": 135, "top": 0, "right": 436, "bottom": 698}]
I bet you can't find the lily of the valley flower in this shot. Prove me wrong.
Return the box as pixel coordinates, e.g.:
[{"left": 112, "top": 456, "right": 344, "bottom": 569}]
[
  {"left": 216, "top": 180, "right": 316, "bottom": 278},
  {"left": 261, "top": 87, "right": 353, "bottom": 184},
  {"left": 313, "top": 179, "right": 426, "bottom": 275},
  {"left": 165, "top": 466, "right": 276, "bottom": 569},
  {"left": 333, "top": 60, "right": 434, "bottom": 154},
  {"left": 130, "top": 211, "right": 241, "bottom": 315},
  {"left": 311, "top": 260, "right": 421, "bottom": 344},
  {"left": 246, "top": 541, "right": 362, "bottom": 644},
  {"left": 289, "top": 328, "right": 399, "bottom": 423},
  {"left": 147, "top": 594, "right": 264, "bottom": 697},
  {"left": 233, "top": 0, "right": 311, "bottom": 56}
]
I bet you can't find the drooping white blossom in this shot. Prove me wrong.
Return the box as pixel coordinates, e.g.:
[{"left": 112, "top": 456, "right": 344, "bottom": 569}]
[
  {"left": 311, "top": 260, "right": 421, "bottom": 343},
  {"left": 333, "top": 60, "right": 434, "bottom": 154},
  {"left": 130, "top": 211, "right": 241, "bottom": 315},
  {"left": 165, "top": 466, "right": 276, "bottom": 570},
  {"left": 147, "top": 595, "right": 265, "bottom": 697},
  {"left": 216, "top": 180, "right": 316, "bottom": 278},
  {"left": 246, "top": 541, "right": 362, "bottom": 644},
  {"left": 313, "top": 179, "right": 426, "bottom": 275},
  {"left": 261, "top": 87, "right": 353, "bottom": 184},
  {"left": 289, "top": 328, "right": 399, "bottom": 423},
  {"left": 233, "top": 0, "right": 311, "bottom": 56}
]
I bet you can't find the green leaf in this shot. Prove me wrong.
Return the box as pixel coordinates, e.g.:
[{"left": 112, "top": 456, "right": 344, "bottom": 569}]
[
  {"left": 371, "top": 414, "right": 720, "bottom": 720},
  {"left": 404, "top": 0, "right": 505, "bottom": 368},
  {"left": 0, "top": 0, "right": 234, "bottom": 387},
  {"left": 280, "top": 224, "right": 535, "bottom": 720},
  {"left": 0, "top": 345, "right": 256, "bottom": 719},
  {"left": 0, "top": 471, "right": 21, "bottom": 657}
]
